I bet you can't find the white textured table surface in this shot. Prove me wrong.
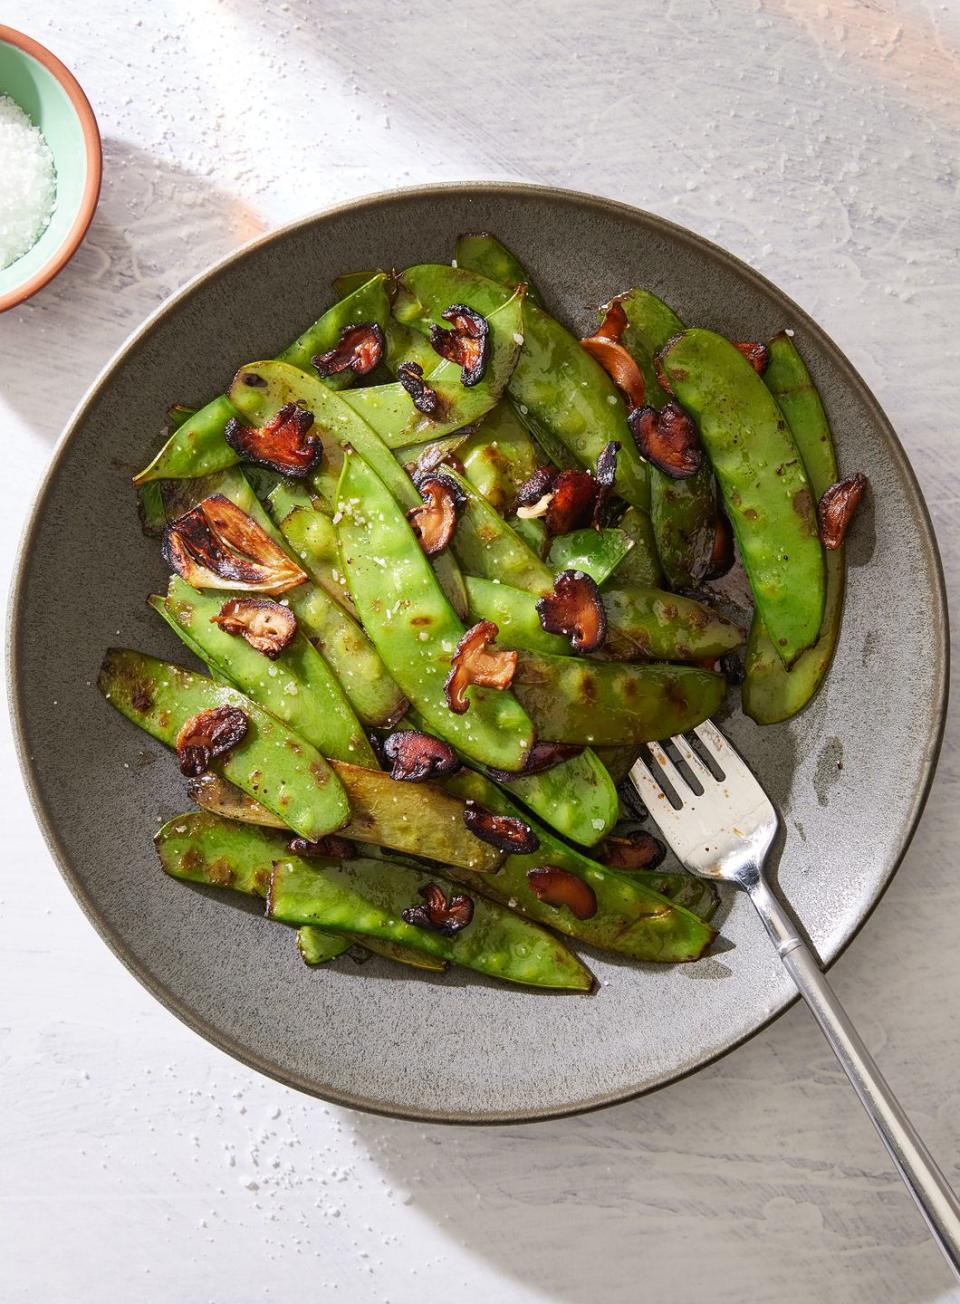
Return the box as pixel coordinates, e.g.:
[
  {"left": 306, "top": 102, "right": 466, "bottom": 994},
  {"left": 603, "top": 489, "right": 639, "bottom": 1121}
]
[{"left": 2, "top": 3, "right": 959, "bottom": 1301}]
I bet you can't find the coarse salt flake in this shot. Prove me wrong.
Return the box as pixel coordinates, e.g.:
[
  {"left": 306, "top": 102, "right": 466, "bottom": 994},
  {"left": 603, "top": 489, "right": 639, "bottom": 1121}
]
[{"left": 0, "top": 95, "right": 57, "bottom": 270}]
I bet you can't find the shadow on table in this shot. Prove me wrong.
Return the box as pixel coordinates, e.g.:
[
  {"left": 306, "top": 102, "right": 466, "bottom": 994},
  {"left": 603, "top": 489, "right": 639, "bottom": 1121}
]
[{"left": 0, "top": 138, "right": 265, "bottom": 444}]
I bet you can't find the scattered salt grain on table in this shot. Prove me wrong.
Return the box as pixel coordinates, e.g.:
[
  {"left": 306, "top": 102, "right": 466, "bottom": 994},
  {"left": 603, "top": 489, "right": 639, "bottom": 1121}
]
[{"left": 0, "top": 94, "right": 57, "bottom": 270}]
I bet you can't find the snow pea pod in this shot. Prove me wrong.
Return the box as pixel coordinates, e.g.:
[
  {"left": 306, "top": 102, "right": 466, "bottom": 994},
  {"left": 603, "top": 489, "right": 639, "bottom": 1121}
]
[
  {"left": 394, "top": 265, "right": 650, "bottom": 508},
  {"left": 99, "top": 650, "right": 349, "bottom": 839},
  {"left": 660, "top": 329, "right": 825, "bottom": 665},
  {"left": 510, "top": 653, "right": 726, "bottom": 744},
  {"left": 133, "top": 275, "right": 393, "bottom": 484},
  {"left": 443, "top": 770, "right": 715, "bottom": 963},
  {"left": 459, "top": 401, "right": 543, "bottom": 513},
  {"left": 339, "top": 289, "right": 523, "bottom": 449},
  {"left": 155, "top": 813, "right": 447, "bottom": 972},
  {"left": 743, "top": 333, "right": 845, "bottom": 722},
  {"left": 228, "top": 359, "right": 468, "bottom": 618},
  {"left": 267, "top": 480, "right": 355, "bottom": 609},
  {"left": 337, "top": 453, "right": 535, "bottom": 771},
  {"left": 547, "top": 528, "right": 634, "bottom": 586},
  {"left": 464, "top": 576, "right": 569, "bottom": 655},
  {"left": 613, "top": 506, "right": 663, "bottom": 587},
  {"left": 454, "top": 231, "right": 543, "bottom": 305},
  {"left": 608, "top": 289, "right": 718, "bottom": 589},
  {"left": 266, "top": 846, "right": 593, "bottom": 992},
  {"left": 440, "top": 467, "right": 554, "bottom": 596},
  {"left": 155, "top": 578, "right": 379, "bottom": 767}
]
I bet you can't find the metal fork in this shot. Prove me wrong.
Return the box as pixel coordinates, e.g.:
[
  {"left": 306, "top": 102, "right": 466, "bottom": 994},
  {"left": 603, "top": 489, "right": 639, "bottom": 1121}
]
[{"left": 631, "top": 719, "right": 960, "bottom": 1278}]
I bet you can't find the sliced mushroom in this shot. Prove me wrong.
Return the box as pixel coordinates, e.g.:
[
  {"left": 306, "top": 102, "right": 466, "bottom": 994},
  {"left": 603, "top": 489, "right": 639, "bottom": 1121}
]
[
  {"left": 406, "top": 475, "right": 463, "bottom": 557},
  {"left": 175, "top": 704, "right": 248, "bottom": 777},
  {"left": 312, "top": 321, "right": 385, "bottom": 378},
  {"left": 818, "top": 473, "right": 867, "bottom": 550},
  {"left": 381, "top": 729, "right": 461, "bottom": 782},
  {"left": 289, "top": 834, "right": 357, "bottom": 859},
  {"left": 527, "top": 866, "right": 597, "bottom": 919},
  {"left": 592, "top": 441, "right": 620, "bottom": 529},
  {"left": 544, "top": 469, "right": 598, "bottom": 536},
  {"left": 212, "top": 597, "right": 297, "bottom": 659},
  {"left": 162, "top": 494, "right": 307, "bottom": 595},
  {"left": 732, "top": 340, "right": 770, "bottom": 374},
  {"left": 602, "top": 831, "right": 666, "bottom": 871},
  {"left": 444, "top": 620, "right": 518, "bottom": 714},
  {"left": 224, "top": 402, "right": 322, "bottom": 477},
  {"left": 429, "top": 304, "right": 491, "bottom": 387},
  {"left": 704, "top": 512, "right": 735, "bottom": 580},
  {"left": 595, "top": 299, "right": 629, "bottom": 342},
  {"left": 627, "top": 402, "right": 702, "bottom": 479},
  {"left": 580, "top": 333, "right": 646, "bottom": 409},
  {"left": 515, "top": 467, "right": 558, "bottom": 519},
  {"left": 535, "top": 570, "right": 607, "bottom": 653},
  {"left": 486, "top": 740, "right": 583, "bottom": 783},
  {"left": 398, "top": 361, "right": 441, "bottom": 415},
  {"left": 463, "top": 799, "right": 540, "bottom": 854},
  {"left": 401, "top": 882, "right": 475, "bottom": 935}
]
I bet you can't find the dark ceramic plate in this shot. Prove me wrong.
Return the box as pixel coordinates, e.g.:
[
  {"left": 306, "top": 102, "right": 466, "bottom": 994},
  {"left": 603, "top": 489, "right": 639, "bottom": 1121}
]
[{"left": 9, "top": 184, "right": 947, "bottom": 1123}]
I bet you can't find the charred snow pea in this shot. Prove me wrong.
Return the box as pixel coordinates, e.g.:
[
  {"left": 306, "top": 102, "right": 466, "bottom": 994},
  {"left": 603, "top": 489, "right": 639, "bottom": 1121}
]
[
  {"left": 613, "top": 506, "right": 663, "bottom": 587},
  {"left": 546, "top": 528, "right": 634, "bottom": 586},
  {"left": 298, "top": 927, "right": 447, "bottom": 971},
  {"left": 154, "top": 577, "right": 379, "bottom": 768},
  {"left": 443, "top": 770, "right": 715, "bottom": 962},
  {"left": 464, "top": 577, "right": 570, "bottom": 655},
  {"left": 454, "top": 231, "right": 543, "bottom": 305},
  {"left": 339, "top": 290, "right": 523, "bottom": 449},
  {"left": 743, "top": 332, "right": 846, "bottom": 722},
  {"left": 393, "top": 265, "right": 650, "bottom": 508},
  {"left": 133, "top": 275, "right": 393, "bottom": 484},
  {"left": 440, "top": 467, "right": 555, "bottom": 596},
  {"left": 99, "top": 650, "right": 349, "bottom": 839},
  {"left": 336, "top": 453, "right": 535, "bottom": 772},
  {"left": 267, "top": 480, "right": 354, "bottom": 609},
  {"left": 659, "top": 329, "right": 825, "bottom": 665},
  {"left": 510, "top": 653, "right": 726, "bottom": 745},
  {"left": 228, "top": 360, "right": 468, "bottom": 618},
  {"left": 295, "top": 929, "right": 353, "bottom": 965},
  {"left": 458, "top": 402, "right": 543, "bottom": 513}
]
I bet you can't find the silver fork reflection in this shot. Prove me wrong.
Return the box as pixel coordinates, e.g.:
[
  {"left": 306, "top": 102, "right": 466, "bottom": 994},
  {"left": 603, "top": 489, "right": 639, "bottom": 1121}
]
[{"left": 631, "top": 720, "right": 960, "bottom": 1279}]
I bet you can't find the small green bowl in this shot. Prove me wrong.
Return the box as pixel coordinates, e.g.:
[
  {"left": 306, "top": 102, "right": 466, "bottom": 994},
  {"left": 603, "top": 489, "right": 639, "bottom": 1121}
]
[{"left": 0, "top": 25, "right": 101, "bottom": 312}]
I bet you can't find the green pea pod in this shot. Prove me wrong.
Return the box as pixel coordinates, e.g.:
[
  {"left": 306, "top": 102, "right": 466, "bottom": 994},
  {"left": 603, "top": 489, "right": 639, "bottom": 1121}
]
[
  {"left": 338, "top": 289, "right": 524, "bottom": 449},
  {"left": 454, "top": 231, "right": 543, "bottom": 305},
  {"left": 743, "top": 333, "right": 845, "bottom": 723},
  {"left": 99, "top": 650, "right": 349, "bottom": 840},
  {"left": 133, "top": 275, "right": 393, "bottom": 484},
  {"left": 440, "top": 467, "right": 554, "bottom": 596},
  {"left": 547, "top": 528, "right": 634, "bottom": 585},
  {"left": 511, "top": 516, "right": 549, "bottom": 558},
  {"left": 614, "top": 506, "right": 663, "bottom": 587},
  {"left": 332, "top": 269, "right": 381, "bottom": 299},
  {"left": 298, "top": 927, "right": 447, "bottom": 971},
  {"left": 511, "top": 653, "right": 726, "bottom": 745},
  {"left": 185, "top": 763, "right": 501, "bottom": 874},
  {"left": 296, "top": 929, "right": 353, "bottom": 965},
  {"left": 337, "top": 452, "right": 535, "bottom": 771},
  {"left": 592, "top": 744, "right": 639, "bottom": 785},
  {"left": 154, "top": 578, "right": 380, "bottom": 767},
  {"left": 394, "top": 265, "right": 650, "bottom": 508},
  {"left": 227, "top": 359, "right": 468, "bottom": 618},
  {"left": 458, "top": 402, "right": 543, "bottom": 513},
  {"left": 443, "top": 770, "right": 715, "bottom": 963},
  {"left": 465, "top": 576, "right": 742, "bottom": 662},
  {"left": 660, "top": 329, "right": 825, "bottom": 665},
  {"left": 267, "top": 480, "right": 355, "bottom": 608}
]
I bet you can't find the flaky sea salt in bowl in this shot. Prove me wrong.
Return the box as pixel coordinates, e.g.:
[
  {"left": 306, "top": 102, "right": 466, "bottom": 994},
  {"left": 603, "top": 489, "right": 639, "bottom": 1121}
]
[{"left": 0, "top": 26, "right": 101, "bottom": 312}]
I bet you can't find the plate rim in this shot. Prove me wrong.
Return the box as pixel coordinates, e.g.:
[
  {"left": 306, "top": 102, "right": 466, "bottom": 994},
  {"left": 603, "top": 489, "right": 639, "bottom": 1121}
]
[{"left": 7, "top": 180, "right": 950, "bottom": 1124}]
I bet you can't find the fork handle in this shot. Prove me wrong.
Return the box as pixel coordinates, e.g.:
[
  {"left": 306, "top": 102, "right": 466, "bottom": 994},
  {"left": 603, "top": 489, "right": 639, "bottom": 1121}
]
[{"left": 748, "top": 876, "right": 960, "bottom": 1279}]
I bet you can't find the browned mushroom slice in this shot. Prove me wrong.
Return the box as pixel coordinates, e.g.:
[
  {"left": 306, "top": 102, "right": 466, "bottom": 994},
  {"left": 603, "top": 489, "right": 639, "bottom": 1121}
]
[
  {"left": 527, "top": 866, "right": 598, "bottom": 919},
  {"left": 601, "top": 831, "right": 666, "bottom": 871},
  {"left": 398, "top": 361, "right": 441, "bottom": 415},
  {"left": 536, "top": 570, "right": 607, "bottom": 653},
  {"left": 544, "top": 469, "right": 598, "bottom": 536},
  {"left": 580, "top": 333, "right": 646, "bottom": 409},
  {"left": 429, "top": 304, "right": 491, "bottom": 387},
  {"left": 289, "top": 834, "right": 357, "bottom": 859},
  {"left": 515, "top": 466, "right": 558, "bottom": 519},
  {"left": 627, "top": 402, "right": 702, "bottom": 479},
  {"left": 486, "top": 740, "right": 583, "bottom": 783},
  {"left": 175, "top": 704, "right": 248, "bottom": 777},
  {"left": 406, "top": 475, "right": 463, "bottom": 557},
  {"left": 381, "top": 729, "right": 461, "bottom": 782},
  {"left": 312, "top": 321, "right": 385, "bottom": 378},
  {"left": 444, "top": 620, "right": 518, "bottom": 714},
  {"left": 592, "top": 440, "right": 620, "bottom": 529},
  {"left": 732, "top": 340, "right": 770, "bottom": 374},
  {"left": 463, "top": 799, "right": 540, "bottom": 853},
  {"left": 818, "top": 473, "right": 868, "bottom": 550},
  {"left": 162, "top": 494, "right": 307, "bottom": 595},
  {"left": 704, "top": 512, "right": 734, "bottom": 580},
  {"left": 212, "top": 597, "right": 297, "bottom": 659},
  {"left": 224, "top": 402, "right": 322, "bottom": 477},
  {"left": 595, "top": 299, "right": 629, "bottom": 342},
  {"left": 401, "top": 882, "right": 474, "bottom": 935}
]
